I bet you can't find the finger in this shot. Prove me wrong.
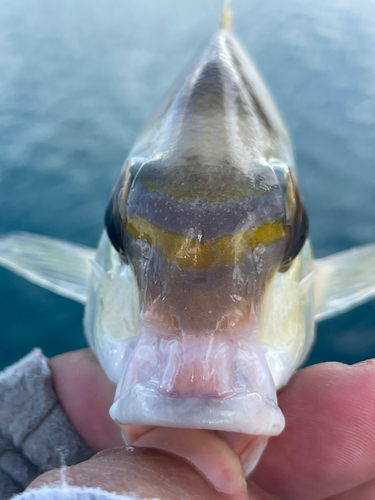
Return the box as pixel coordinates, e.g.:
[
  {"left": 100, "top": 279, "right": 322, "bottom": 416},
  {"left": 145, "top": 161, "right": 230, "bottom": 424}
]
[
  {"left": 49, "top": 349, "right": 123, "bottom": 451},
  {"left": 121, "top": 424, "right": 155, "bottom": 443},
  {"left": 123, "top": 427, "right": 267, "bottom": 477},
  {"left": 252, "top": 360, "right": 375, "bottom": 500},
  {"left": 28, "top": 447, "right": 249, "bottom": 500},
  {"left": 122, "top": 425, "right": 255, "bottom": 496},
  {"left": 326, "top": 477, "right": 375, "bottom": 500},
  {"left": 131, "top": 427, "right": 248, "bottom": 499}
]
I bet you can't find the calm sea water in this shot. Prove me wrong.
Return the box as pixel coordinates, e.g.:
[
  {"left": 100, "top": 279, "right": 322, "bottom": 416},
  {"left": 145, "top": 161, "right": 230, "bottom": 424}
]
[{"left": 0, "top": 0, "right": 375, "bottom": 370}]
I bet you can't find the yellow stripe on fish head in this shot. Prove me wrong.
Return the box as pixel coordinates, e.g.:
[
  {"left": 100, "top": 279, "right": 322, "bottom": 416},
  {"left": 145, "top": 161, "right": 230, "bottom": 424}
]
[{"left": 126, "top": 213, "right": 285, "bottom": 270}]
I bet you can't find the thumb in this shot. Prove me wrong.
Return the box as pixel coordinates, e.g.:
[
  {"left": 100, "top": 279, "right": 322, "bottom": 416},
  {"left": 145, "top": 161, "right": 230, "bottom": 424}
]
[{"left": 28, "top": 447, "right": 246, "bottom": 500}]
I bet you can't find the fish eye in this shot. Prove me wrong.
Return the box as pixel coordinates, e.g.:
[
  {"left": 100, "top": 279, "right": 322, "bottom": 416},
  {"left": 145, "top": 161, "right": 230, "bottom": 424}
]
[
  {"left": 272, "top": 165, "right": 309, "bottom": 273},
  {"left": 105, "top": 193, "right": 126, "bottom": 257},
  {"left": 279, "top": 186, "right": 309, "bottom": 272},
  {"left": 105, "top": 180, "right": 131, "bottom": 262}
]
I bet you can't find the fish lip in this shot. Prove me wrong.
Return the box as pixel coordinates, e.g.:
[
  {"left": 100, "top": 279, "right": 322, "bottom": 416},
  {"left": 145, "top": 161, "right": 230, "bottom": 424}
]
[{"left": 109, "top": 383, "right": 285, "bottom": 436}]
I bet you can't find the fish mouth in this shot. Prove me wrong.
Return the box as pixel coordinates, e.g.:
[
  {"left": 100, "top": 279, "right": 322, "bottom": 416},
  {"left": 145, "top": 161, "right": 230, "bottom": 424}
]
[
  {"left": 109, "top": 325, "right": 285, "bottom": 436},
  {"left": 110, "top": 385, "right": 284, "bottom": 435}
]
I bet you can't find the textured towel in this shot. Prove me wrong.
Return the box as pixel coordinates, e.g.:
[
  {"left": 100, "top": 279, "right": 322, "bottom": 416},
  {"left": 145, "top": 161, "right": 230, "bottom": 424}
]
[
  {"left": 0, "top": 349, "right": 93, "bottom": 499},
  {"left": 12, "top": 485, "right": 160, "bottom": 500}
]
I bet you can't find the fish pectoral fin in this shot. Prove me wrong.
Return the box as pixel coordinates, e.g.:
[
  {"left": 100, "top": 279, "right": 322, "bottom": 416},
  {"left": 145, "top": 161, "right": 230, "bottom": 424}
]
[
  {"left": 314, "top": 244, "right": 375, "bottom": 322},
  {"left": 0, "top": 232, "right": 96, "bottom": 303}
]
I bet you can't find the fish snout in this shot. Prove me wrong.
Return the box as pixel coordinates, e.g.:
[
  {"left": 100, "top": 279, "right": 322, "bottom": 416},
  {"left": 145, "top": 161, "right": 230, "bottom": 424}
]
[{"left": 109, "top": 325, "right": 285, "bottom": 436}]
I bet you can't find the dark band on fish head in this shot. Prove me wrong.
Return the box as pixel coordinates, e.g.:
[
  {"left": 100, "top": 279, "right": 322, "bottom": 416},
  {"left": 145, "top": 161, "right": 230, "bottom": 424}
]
[{"left": 123, "top": 155, "right": 286, "bottom": 261}]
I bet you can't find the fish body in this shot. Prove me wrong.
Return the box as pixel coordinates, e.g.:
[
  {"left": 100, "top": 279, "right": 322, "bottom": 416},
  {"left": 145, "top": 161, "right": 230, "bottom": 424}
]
[
  {"left": 92, "top": 26, "right": 311, "bottom": 436},
  {"left": 1, "top": 8, "right": 375, "bottom": 470}
]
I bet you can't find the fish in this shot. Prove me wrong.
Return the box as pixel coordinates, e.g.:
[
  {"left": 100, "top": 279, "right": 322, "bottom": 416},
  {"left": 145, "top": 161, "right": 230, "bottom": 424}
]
[{"left": 1, "top": 1, "right": 375, "bottom": 471}]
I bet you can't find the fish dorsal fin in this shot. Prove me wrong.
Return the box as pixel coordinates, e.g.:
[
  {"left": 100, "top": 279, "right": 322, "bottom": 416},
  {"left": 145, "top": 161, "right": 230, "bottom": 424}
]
[{"left": 220, "top": 0, "right": 234, "bottom": 31}]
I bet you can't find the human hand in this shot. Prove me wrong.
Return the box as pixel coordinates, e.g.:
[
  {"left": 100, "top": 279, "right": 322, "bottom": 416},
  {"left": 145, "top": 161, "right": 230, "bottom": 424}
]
[{"left": 30, "top": 349, "right": 375, "bottom": 500}]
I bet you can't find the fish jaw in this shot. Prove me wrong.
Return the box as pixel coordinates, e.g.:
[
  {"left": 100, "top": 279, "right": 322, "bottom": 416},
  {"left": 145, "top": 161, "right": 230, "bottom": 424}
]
[{"left": 109, "top": 326, "right": 285, "bottom": 436}]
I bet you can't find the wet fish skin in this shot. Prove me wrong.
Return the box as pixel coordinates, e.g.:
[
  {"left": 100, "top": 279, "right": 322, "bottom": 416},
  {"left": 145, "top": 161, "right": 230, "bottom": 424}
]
[{"left": 99, "top": 24, "right": 311, "bottom": 437}]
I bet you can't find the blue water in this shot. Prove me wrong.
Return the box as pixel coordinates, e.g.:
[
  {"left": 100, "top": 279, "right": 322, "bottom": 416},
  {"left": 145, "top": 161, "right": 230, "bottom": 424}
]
[{"left": 1, "top": 0, "right": 375, "bottom": 370}]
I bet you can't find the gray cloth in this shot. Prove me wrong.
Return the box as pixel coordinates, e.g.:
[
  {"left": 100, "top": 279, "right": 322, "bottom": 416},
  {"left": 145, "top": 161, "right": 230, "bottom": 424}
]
[{"left": 0, "top": 350, "right": 93, "bottom": 499}]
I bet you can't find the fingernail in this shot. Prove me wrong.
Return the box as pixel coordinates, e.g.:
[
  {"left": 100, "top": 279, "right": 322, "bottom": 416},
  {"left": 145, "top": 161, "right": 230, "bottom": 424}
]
[
  {"left": 120, "top": 424, "right": 154, "bottom": 444},
  {"left": 240, "top": 436, "right": 268, "bottom": 476},
  {"left": 217, "top": 431, "right": 255, "bottom": 455}
]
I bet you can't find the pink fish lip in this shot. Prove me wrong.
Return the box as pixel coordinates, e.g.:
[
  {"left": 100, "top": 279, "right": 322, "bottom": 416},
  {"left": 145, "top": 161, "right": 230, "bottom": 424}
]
[{"left": 109, "top": 325, "right": 286, "bottom": 435}]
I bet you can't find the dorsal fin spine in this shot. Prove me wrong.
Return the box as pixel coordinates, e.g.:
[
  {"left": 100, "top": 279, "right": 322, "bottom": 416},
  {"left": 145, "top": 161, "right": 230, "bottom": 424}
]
[{"left": 220, "top": 0, "right": 234, "bottom": 31}]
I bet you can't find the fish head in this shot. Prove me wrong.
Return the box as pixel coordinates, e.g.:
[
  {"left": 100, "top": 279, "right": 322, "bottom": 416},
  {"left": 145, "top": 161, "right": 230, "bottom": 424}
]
[{"left": 91, "top": 28, "right": 313, "bottom": 437}]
